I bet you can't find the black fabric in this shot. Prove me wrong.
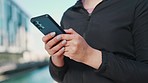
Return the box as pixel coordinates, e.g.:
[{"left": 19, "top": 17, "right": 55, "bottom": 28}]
[{"left": 49, "top": 0, "right": 148, "bottom": 83}]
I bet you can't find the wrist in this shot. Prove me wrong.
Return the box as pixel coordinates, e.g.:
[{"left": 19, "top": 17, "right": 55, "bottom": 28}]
[
  {"left": 51, "top": 55, "right": 64, "bottom": 67},
  {"left": 83, "top": 47, "right": 102, "bottom": 69}
]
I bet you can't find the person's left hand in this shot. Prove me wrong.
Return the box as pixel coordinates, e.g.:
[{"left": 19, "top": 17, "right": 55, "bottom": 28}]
[{"left": 61, "top": 28, "right": 100, "bottom": 63}]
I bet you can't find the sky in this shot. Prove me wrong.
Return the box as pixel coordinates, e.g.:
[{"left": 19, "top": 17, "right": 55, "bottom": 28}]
[{"left": 12, "top": 0, "right": 77, "bottom": 55}]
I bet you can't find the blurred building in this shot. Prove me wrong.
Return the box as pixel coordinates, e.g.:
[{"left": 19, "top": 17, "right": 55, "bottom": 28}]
[{"left": 0, "top": 0, "right": 29, "bottom": 53}]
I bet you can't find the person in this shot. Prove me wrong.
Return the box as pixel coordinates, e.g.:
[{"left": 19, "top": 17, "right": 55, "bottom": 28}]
[{"left": 42, "top": 0, "right": 148, "bottom": 83}]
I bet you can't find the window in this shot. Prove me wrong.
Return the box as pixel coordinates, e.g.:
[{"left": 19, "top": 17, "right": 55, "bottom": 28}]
[
  {"left": 0, "top": 19, "right": 1, "bottom": 27},
  {"left": 0, "top": 2, "right": 2, "bottom": 46},
  {"left": 17, "top": 12, "right": 22, "bottom": 27},
  {"left": 0, "top": 0, "right": 1, "bottom": 14},
  {"left": 0, "top": 15, "right": 2, "bottom": 30},
  {"left": 22, "top": 16, "right": 28, "bottom": 32},
  {"left": 0, "top": 0, "right": 2, "bottom": 29},
  {"left": 0, "top": 18, "right": 2, "bottom": 45},
  {"left": 7, "top": 2, "right": 12, "bottom": 22},
  {"left": 5, "top": 1, "right": 13, "bottom": 46},
  {"left": 0, "top": 18, "right": 3, "bottom": 46}
]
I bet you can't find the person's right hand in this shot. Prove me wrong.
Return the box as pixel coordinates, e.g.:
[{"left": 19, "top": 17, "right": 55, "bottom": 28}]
[{"left": 42, "top": 32, "right": 67, "bottom": 67}]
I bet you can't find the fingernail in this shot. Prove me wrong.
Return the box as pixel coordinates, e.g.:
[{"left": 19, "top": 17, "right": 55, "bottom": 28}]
[
  {"left": 56, "top": 35, "right": 61, "bottom": 40},
  {"left": 50, "top": 32, "right": 56, "bottom": 37},
  {"left": 42, "top": 36, "right": 46, "bottom": 42},
  {"left": 61, "top": 47, "right": 65, "bottom": 51},
  {"left": 62, "top": 40, "right": 66, "bottom": 44},
  {"left": 69, "top": 28, "right": 73, "bottom": 30}
]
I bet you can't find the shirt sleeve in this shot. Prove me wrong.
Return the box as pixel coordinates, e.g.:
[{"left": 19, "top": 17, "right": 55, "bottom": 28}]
[
  {"left": 49, "top": 57, "right": 68, "bottom": 82},
  {"left": 49, "top": 13, "right": 70, "bottom": 82},
  {"left": 95, "top": 0, "right": 148, "bottom": 83}
]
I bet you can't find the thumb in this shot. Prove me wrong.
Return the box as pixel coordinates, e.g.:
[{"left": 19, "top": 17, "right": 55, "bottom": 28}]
[{"left": 64, "top": 28, "right": 76, "bottom": 34}]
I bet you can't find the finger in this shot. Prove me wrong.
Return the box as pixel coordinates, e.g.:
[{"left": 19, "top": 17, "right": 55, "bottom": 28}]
[
  {"left": 64, "top": 29, "right": 71, "bottom": 34},
  {"left": 64, "top": 28, "right": 77, "bottom": 34},
  {"left": 42, "top": 32, "right": 56, "bottom": 43},
  {"left": 46, "top": 35, "right": 62, "bottom": 49},
  {"left": 65, "top": 43, "right": 70, "bottom": 47},
  {"left": 54, "top": 47, "right": 65, "bottom": 57},
  {"left": 64, "top": 40, "right": 72, "bottom": 47},
  {"left": 61, "top": 34, "right": 73, "bottom": 41},
  {"left": 64, "top": 46, "right": 69, "bottom": 52},
  {"left": 50, "top": 40, "right": 67, "bottom": 54}
]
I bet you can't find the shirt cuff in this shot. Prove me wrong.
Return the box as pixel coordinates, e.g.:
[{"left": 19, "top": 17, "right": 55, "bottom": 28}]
[
  {"left": 49, "top": 57, "right": 68, "bottom": 72},
  {"left": 95, "top": 50, "right": 108, "bottom": 73}
]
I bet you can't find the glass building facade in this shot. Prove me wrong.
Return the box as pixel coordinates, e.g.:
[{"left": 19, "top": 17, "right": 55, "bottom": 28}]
[
  {"left": 0, "top": 0, "right": 3, "bottom": 47},
  {"left": 0, "top": 0, "right": 29, "bottom": 53}
]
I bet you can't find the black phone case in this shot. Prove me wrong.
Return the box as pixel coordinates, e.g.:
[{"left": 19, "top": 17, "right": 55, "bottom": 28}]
[{"left": 30, "top": 14, "right": 66, "bottom": 35}]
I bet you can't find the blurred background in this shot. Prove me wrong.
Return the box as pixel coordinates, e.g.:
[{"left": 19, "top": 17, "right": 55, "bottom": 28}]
[{"left": 0, "top": 0, "right": 76, "bottom": 83}]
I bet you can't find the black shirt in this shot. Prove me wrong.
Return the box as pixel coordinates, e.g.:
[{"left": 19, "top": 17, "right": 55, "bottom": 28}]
[{"left": 49, "top": 0, "right": 148, "bottom": 83}]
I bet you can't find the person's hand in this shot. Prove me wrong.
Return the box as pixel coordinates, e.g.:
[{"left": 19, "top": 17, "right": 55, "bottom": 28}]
[
  {"left": 59, "top": 28, "right": 91, "bottom": 62},
  {"left": 42, "top": 32, "right": 67, "bottom": 67},
  {"left": 61, "top": 28, "right": 102, "bottom": 69}
]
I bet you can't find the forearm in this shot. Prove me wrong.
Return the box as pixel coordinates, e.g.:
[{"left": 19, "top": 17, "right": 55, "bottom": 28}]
[
  {"left": 51, "top": 55, "right": 64, "bottom": 67},
  {"left": 49, "top": 57, "right": 68, "bottom": 82},
  {"left": 82, "top": 47, "right": 102, "bottom": 69},
  {"left": 81, "top": 47, "right": 148, "bottom": 83},
  {"left": 95, "top": 51, "right": 148, "bottom": 83}
]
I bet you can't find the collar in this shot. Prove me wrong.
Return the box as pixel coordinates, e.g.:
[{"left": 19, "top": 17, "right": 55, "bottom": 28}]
[
  {"left": 73, "top": 0, "right": 108, "bottom": 8},
  {"left": 73, "top": 0, "right": 83, "bottom": 8}
]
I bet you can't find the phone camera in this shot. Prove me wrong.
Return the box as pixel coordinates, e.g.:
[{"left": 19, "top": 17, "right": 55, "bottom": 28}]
[
  {"left": 33, "top": 21, "right": 45, "bottom": 30},
  {"left": 38, "top": 26, "right": 43, "bottom": 30},
  {"left": 38, "top": 26, "right": 45, "bottom": 30},
  {"left": 33, "top": 21, "right": 39, "bottom": 25}
]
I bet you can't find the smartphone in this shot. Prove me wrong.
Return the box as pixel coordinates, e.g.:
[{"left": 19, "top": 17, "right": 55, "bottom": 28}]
[{"left": 30, "top": 14, "right": 66, "bottom": 35}]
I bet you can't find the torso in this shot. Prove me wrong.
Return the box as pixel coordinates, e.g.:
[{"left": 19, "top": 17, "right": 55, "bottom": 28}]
[{"left": 60, "top": 0, "right": 140, "bottom": 82}]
